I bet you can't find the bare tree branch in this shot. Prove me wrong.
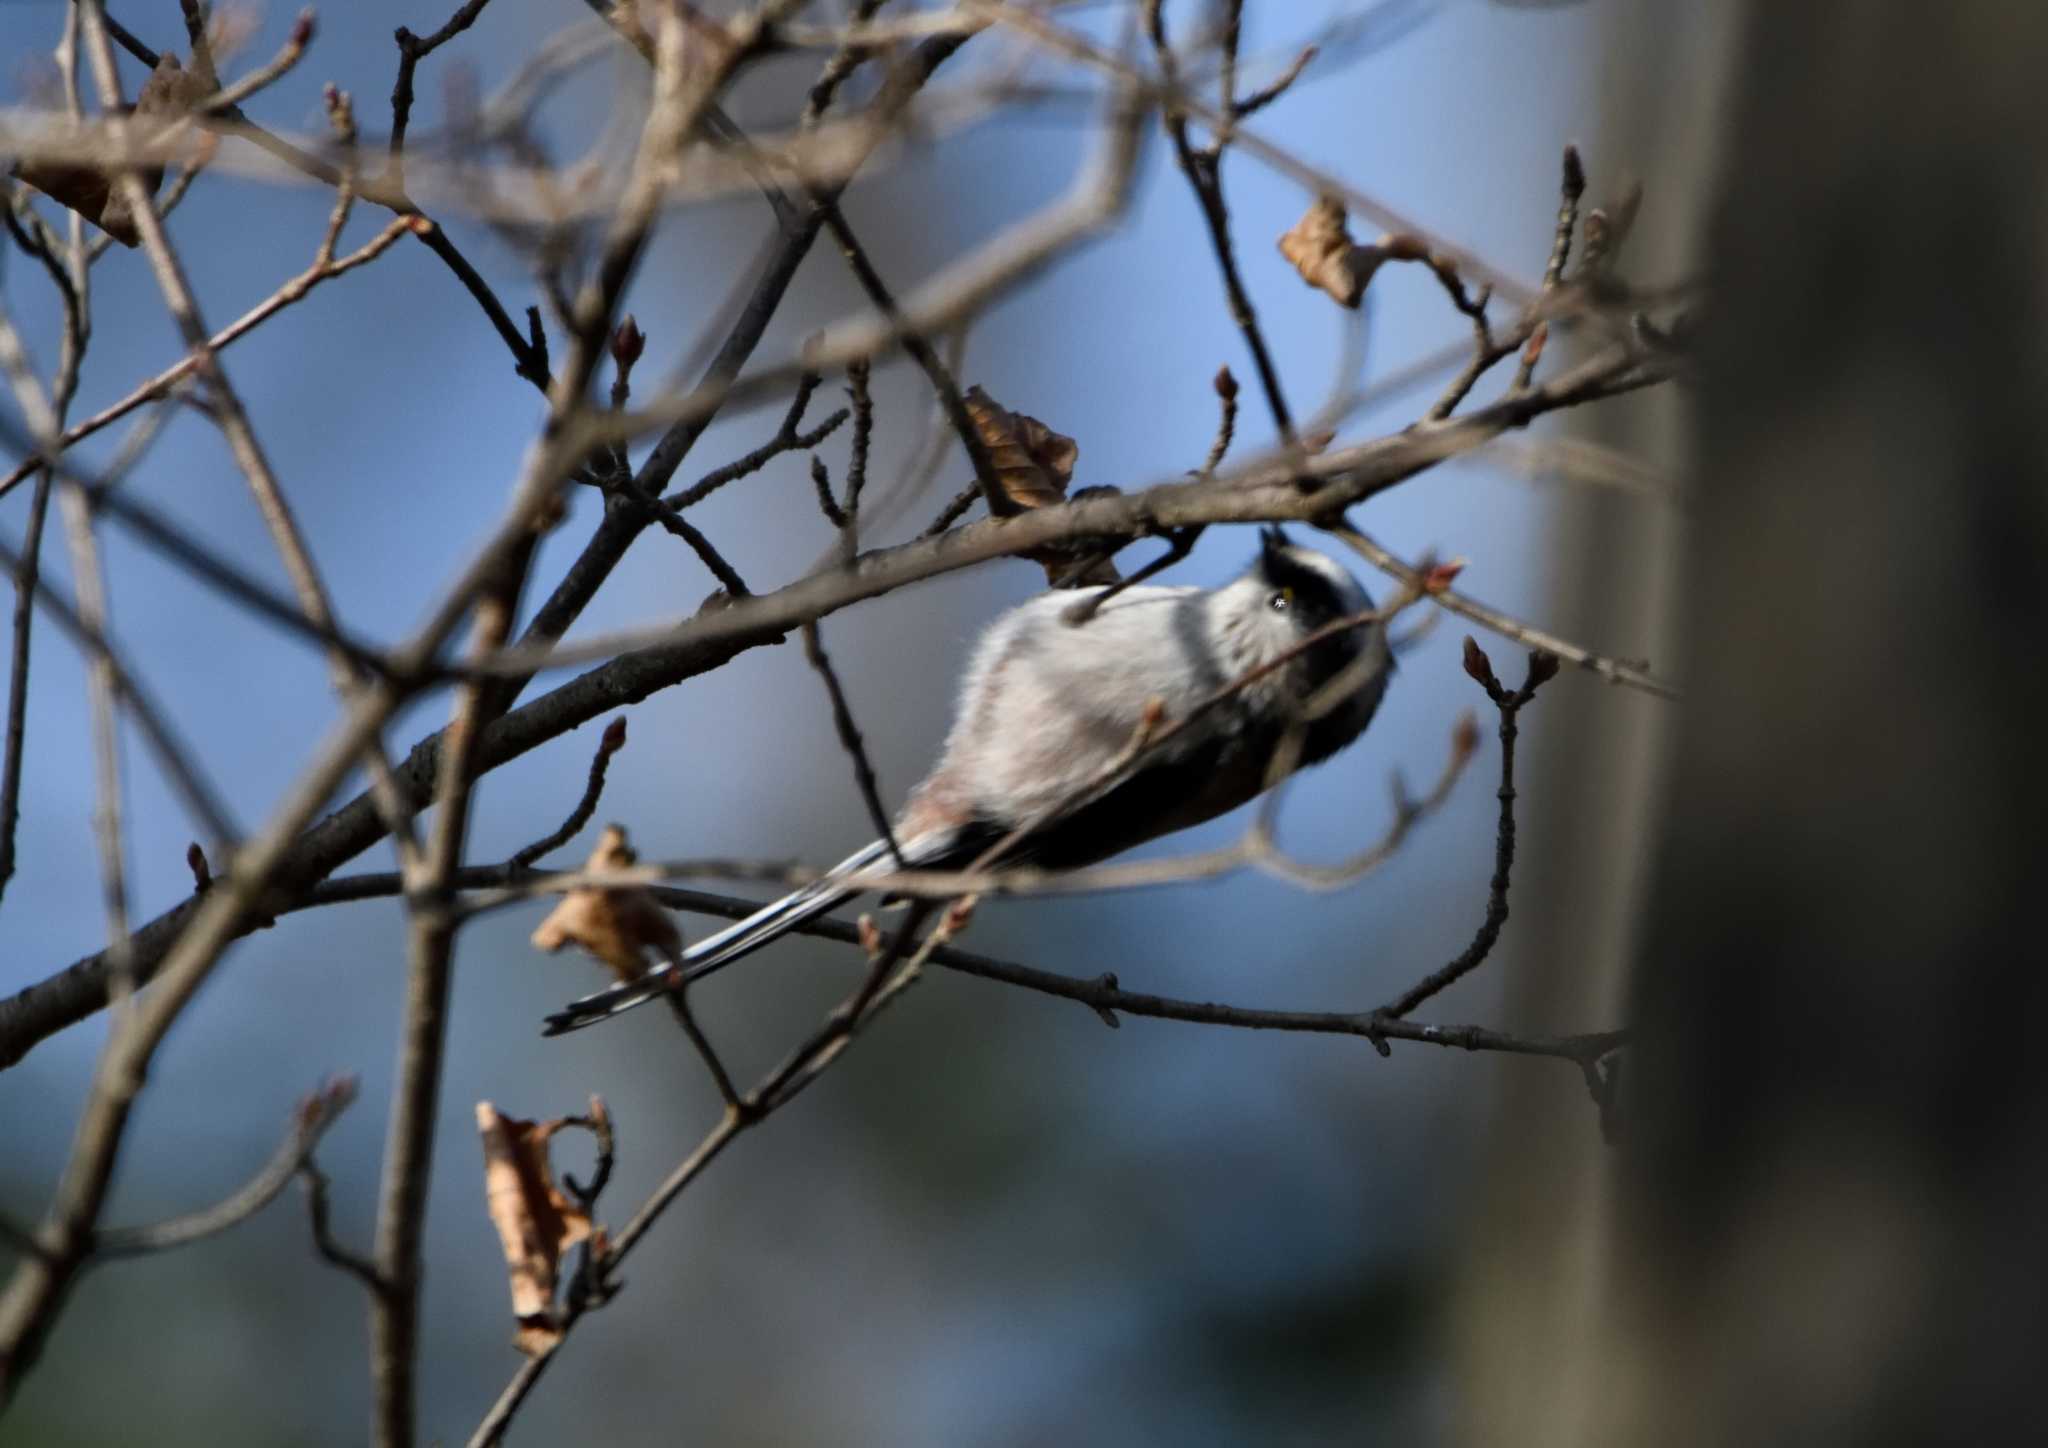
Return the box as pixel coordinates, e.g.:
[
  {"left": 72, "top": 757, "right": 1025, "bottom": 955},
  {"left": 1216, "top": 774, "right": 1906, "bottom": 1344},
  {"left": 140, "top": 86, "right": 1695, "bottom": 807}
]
[
  {"left": 1376, "top": 640, "right": 1556, "bottom": 1018},
  {"left": 507, "top": 717, "right": 628, "bottom": 871},
  {"left": 800, "top": 618, "right": 902, "bottom": 865},
  {"left": 95, "top": 1078, "right": 358, "bottom": 1258}
]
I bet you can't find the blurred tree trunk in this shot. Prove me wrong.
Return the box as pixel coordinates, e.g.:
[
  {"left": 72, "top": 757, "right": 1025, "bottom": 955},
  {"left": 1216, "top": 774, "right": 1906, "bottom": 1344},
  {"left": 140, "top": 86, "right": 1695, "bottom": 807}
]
[
  {"left": 1600, "top": 3, "right": 2048, "bottom": 1442},
  {"left": 1452, "top": 3, "right": 1728, "bottom": 1441}
]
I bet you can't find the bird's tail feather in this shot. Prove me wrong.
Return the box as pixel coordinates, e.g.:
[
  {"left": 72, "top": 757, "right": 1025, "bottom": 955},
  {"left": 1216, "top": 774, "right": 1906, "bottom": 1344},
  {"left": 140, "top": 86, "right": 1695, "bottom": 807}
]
[{"left": 542, "top": 838, "right": 912, "bottom": 1036}]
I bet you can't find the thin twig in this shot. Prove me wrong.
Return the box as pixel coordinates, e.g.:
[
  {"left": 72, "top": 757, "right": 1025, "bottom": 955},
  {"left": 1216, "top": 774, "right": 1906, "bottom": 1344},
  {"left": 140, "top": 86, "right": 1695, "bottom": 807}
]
[
  {"left": 1376, "top": 642, "right": 1556, "bottom": 1018},
  {"left": 96, "top": 1078, "right": 358, "bottom": 1258},
  {"left": 842, "top": 356, "right": 873, "bottom": 545},
  {"left": 1200, "top": 365, "right": 1239, "bottom": 478},
  {"left": 1328, "top": 523, "right": 1676, "bottom": 698},
  {"left": 810, "top": 455, "right": 847, "bottom": 529},
  {"left": 670, "top": 373, "right": 842, "bottom": 509},
  {"left": 658, "top": 979, "right": 744, "bottom": 1111},
  {"left": 508, "top": 717, "right": 628, "bottom": 871},
  {"left": 800, "top": 620, "right": 902, "bottom": 865},
  {"left": 817, "top": 204, "right": 1012, "bottom": 515},
  {"left": 1512, "top": 144, "right": 1586, "bottom": 392},
  {"left": 494, "top": 25, "right": 980, "bottom": 723},
  {"left": 194, "top": 10, "right": 315, "bottom": 117},
  {"left": 921, "top": 482, "right": 982, "bottom": 536},
  {"left": 0, "top": 502, "right": 239, "bottom": 852},
  {"left": 802, "top": 0, "right": 889, "bottom": 125},
  {"left": 1, "top": 217, "right": 422, "bottom": 502},
  {"left": 1145, "top": 0, "right": 1295, "bottom": 443},
  {"left": 93, "top": 57, "right": 430, "bottom": 871},
  {"left": 300, "top": 1162, "right": 385, "bottom": 1294},
  {"left": 389, "top": 0, "right": 500, "bottom": 189},
  {"left": 0, "top": 469, "right": 52, "bottom": 904},
  {"left": 273, "top": 864, "right": 1631, "bottom": 1083},
  {"left": 97, "top": 5, "right": 551, "bottom": 389}
]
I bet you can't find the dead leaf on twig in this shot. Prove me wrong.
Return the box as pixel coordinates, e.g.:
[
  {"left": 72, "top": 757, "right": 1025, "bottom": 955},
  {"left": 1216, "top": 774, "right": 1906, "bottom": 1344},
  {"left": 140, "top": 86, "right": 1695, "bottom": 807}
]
[
  {"left": 12, "top": 55, "right": 210, "bottom": 247},
  {"left": 1277, "top": 196, "right": 1389, "bottom": 309},
  {"left": 477, "top": 1103, "right": 597, "bottom": 1356},
  {"left": 961, "top": 386, "right": 1122, "bottom": 587},
  {"left": 962, "top": 386, "right": 1079, "bottom": 510},
  {"left": 530, "top": 824, "right": 681, "bottom": 982}
]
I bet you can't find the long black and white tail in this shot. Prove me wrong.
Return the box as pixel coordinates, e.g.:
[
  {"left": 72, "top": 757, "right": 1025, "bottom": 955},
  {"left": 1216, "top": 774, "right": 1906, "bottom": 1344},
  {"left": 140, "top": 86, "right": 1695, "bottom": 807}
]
[{"left": 542, "top": 838, "right": 911, "bottom": 1036}]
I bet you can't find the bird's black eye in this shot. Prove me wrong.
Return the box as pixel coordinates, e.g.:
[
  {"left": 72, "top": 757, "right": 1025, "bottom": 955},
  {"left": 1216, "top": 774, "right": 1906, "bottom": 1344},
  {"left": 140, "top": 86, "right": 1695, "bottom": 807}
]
[{"left": 1269, "top": 587, "right": 1294, "bottom": 612}]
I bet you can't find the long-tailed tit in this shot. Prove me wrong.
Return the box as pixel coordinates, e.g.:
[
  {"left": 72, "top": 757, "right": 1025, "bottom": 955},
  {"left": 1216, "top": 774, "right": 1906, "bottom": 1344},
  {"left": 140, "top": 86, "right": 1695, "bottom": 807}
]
[{"left": 544, "top": 527, "right": 1392, "bottom": 1034}]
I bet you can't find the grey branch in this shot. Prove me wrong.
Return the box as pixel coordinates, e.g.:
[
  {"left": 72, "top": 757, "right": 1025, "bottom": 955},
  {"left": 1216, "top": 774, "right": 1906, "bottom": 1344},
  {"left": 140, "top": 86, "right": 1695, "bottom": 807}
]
[{"left": 95, "top": 1078, "right": 358, "bottom": 1258}]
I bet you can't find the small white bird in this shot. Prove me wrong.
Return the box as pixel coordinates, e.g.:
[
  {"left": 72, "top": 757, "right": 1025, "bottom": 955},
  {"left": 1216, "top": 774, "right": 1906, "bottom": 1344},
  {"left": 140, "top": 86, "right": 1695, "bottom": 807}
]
[{"left": 544, "top": 527, "right": 1392, "bottom": 1034}]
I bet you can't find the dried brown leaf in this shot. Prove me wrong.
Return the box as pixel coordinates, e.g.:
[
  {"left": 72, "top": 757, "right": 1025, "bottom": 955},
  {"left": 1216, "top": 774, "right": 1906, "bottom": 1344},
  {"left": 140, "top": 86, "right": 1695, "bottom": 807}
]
[
  {"left": 476, "top": 1103, "right": 595, "bottom": 1357},
  {"left": 962, "top": 385, "right": 1078, "bottom": 510},
  {"left": 1278, "top": 196, "right": 1386, "bottom": 309},
  {"left": 961, "top": 387, "right": 1123, "bottom": 586},
  {"left": 11, "top": 55, "right": 208, "bottom": 246},
  {"left": 530, "top": 824, "right": 682, "bottom": 982}
]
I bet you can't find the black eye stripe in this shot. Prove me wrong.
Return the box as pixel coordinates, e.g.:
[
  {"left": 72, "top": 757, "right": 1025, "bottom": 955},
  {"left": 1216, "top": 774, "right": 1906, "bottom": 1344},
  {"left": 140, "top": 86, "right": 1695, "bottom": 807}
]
[{"left": 1257, "top": 550, "right": 1346, "bottom": 619}]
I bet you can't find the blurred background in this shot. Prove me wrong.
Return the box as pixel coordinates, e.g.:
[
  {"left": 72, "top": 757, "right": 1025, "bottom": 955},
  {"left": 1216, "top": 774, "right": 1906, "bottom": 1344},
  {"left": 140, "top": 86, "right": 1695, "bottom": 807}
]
[{"left": 1, "top": 2, "right": 1709, "bottom": 1442}]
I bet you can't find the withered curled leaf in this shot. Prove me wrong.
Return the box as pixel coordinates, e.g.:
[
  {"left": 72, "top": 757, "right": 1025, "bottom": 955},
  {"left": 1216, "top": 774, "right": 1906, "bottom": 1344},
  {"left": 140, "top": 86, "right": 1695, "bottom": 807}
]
[
  {"left": 531, "top": 824, "right": 681, "bottom": 982},
  {"left": 962, "top": 385, "right": 1078, "bottom": 510},
  {"left": 476, "top": 1103, "right": 596, "bottom": 1356},
  {"left": 960, "top": 386, "right": 1122, "bottom": 587},
  {"left": 12, "top": 55, "right": 209, "bottom": 247},
  {"left": 1277, "top": 196, "right": 1388, "bottom": 309}
]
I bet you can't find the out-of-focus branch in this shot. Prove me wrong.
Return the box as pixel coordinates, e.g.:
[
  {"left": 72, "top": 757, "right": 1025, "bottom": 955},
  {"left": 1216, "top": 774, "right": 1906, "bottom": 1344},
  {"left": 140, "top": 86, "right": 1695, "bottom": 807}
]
[
  {"left": 94, "top": 1078, "right": 358, "bottom": 1258},
  {"left": 97, "top": 42, "right": 429, "bottom": 869},
  {"left": 370, "top": 565, "right": 516, "bottom": 1448},
  {"left": 94, "top": 5, "right": 551, "bottom": 388},
  {"left": 1328, "top": 523, "right": 1676, "bottom": 698},
  {"left": 299, "top": 1161, "right": 384, "bottom": 1293},
  {"left": 388, "top": 0, "right": 499, "bottom": 189},
  {"left": 816, "top": 204, "right": 1011, "bottom": 514},
  {"left": 0, "top": 256, "right": 130, "bottom": 978},
  {"left": 0, "top": 472, "right": 53, "bottom": 906},
  {"left": 0, "top": 2, "right": 93, "bottom": 907},
  {"left": 1510, "top": 144, "right": 1586, "bottom": 393},
  {"left": 367, "top": 5, "right": 791, "bottom": 1436},
  {"left": 0, "top": 216, "right": 422, "bottom": 502},
  {"left": 1145, "top": 0, "right": 1294, "bottom": 445},
  {"left": 666, "top": 372, "right": 843, "bottom": 509},
  {"left": 0, "top": 494, "right": 238, "bottom": 853}
]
